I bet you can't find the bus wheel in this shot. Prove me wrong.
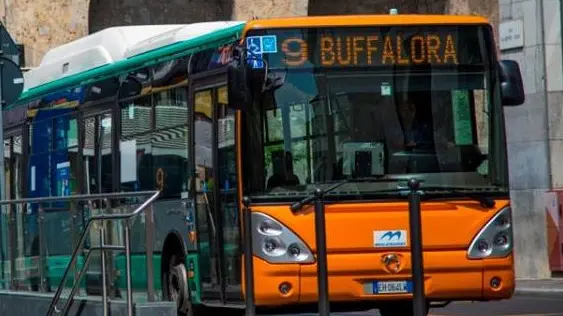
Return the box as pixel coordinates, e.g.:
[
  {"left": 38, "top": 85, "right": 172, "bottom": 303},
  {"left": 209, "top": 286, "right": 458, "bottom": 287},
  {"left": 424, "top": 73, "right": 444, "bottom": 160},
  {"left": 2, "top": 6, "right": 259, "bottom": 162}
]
[
  {"left": 379, "top": 301, "right": 429, "bottom": 316},
  {"left": 164, "top": 254, "right": 193, "bottom": 316}
]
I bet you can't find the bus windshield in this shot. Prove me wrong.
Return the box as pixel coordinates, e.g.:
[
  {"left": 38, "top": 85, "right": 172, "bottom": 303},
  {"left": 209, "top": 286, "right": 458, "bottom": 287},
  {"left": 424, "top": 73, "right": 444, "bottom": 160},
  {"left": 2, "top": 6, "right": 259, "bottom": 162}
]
[{"left": 241, "top": 25, "right": 508, "bottom": 200}]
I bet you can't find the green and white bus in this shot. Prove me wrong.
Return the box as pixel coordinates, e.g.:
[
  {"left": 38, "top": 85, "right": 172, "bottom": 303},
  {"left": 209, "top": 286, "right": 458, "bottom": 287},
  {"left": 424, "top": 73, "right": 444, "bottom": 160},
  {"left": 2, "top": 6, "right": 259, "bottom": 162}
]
[{"left": 1, "top": 20, "right": 247, "bottom": 312}]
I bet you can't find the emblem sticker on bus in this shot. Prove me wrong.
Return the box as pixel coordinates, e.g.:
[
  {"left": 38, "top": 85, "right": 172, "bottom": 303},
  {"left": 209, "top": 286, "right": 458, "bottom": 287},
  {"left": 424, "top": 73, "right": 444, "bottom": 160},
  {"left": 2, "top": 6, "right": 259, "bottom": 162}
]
[{"left": 373, "top": 230, "right": 407, "bottom": 248}]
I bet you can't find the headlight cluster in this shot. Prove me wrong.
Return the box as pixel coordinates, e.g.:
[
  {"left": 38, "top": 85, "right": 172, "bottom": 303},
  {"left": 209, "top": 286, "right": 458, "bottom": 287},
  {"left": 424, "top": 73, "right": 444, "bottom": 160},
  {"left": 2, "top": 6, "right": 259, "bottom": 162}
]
[
  {"left": 467, "top": 206, "right": 513, "bottom": 259},
  {"left": 252, "top": 212, "right": 314, "bottom": 264}
]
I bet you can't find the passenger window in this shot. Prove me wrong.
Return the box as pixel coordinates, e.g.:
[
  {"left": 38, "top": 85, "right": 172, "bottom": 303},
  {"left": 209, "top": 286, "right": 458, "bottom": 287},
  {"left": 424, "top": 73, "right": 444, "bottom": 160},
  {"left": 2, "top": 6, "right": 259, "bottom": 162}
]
[
  {"left": 83, "top": 117, "right": 96, "bottom": 194},
  {"left": 155, "top": 88, "right": 188, "bottom": 129},
  {"left": 152, "top": 88, "right": 189, "bottom": 198},
  {"left": 120, "top": 96, "right": 152, "bottom": 137},
  {"left": 29, "top": 112, "right": 79, "bottom": 198},
  {"left": 99, "top": 113, "right": 113, "bottom": 193},
  {"left": 13, "top": 135, "right": 23, "bottom": 199},
  {"left": 83, "top": 113, "right": 113, "bottom": 195},
  {"left": 54, "top": 116, "right": 78, "bottom": 196},
  {"left": 119, "top": 89, "right": 189, "bottom": 199}
]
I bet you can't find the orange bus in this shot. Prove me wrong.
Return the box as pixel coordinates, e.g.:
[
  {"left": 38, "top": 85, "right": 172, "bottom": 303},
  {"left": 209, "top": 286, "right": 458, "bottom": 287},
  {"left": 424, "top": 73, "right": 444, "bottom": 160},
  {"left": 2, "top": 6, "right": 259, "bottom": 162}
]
[
  {"left": 227, "top": 13, "right": 524, "bottom": 316},
  {"left": 1, "top": 12, "right": 524, "bottom": 316}
]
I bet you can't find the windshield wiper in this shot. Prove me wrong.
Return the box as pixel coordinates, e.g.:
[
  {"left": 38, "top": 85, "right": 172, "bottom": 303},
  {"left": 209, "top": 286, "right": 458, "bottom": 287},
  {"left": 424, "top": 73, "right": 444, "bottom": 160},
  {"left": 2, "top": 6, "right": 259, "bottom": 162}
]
[
  {"left": 363, "top": 184, "right": 497, "bottom": 208},
  {"left": 290, "top": 177, "right": 409, "bottom": 212},
  {"left": 415, "top": 186, "right": 497, "bottom": 208},
  {"left": 290, "top": 180, "right": 348, "bottom": 212},
  {"left": 290, "top": 178, "right": 498, "bottom": 211}
]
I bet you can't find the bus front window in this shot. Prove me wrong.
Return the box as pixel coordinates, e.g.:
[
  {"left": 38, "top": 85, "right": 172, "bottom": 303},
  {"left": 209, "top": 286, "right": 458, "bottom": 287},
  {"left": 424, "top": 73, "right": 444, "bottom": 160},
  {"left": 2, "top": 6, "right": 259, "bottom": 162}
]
[{"left": 241, "top": 25, "right": 508, "bottom": 200}]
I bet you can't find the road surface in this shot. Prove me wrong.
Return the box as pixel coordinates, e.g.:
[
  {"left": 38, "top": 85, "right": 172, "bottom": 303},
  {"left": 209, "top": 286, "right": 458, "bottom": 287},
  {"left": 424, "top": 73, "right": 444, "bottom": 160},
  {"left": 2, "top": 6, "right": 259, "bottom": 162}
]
[
  {"left": 266, "top": 293, "right": 563, "bottom": 315},
  {"left": 428, "top": 293, "right": 563, "bottom": 316}
]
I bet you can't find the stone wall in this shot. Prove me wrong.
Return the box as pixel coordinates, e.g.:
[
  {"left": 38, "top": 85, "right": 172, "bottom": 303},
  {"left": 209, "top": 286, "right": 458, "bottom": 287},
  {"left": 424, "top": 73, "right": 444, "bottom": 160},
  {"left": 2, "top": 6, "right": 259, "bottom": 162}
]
[
  {"left": 88, "top": 0, "right": 232, "bottom": 34},
  {"left": 0, "top": 0, "right": 88, "bottom": 67},
  {"left": 500, "top": 0, "right": 559, "bottom": 279}
]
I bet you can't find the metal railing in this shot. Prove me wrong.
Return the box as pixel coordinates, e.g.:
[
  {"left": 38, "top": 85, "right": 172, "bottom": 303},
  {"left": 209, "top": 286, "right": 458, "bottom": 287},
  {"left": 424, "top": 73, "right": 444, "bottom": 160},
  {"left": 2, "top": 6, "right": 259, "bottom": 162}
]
[
  {"left": 241, "top": 178, "right": 427, "bottom": 316},
  {"left": 0, "top": 190, "right": 160, "bottom": 316}
]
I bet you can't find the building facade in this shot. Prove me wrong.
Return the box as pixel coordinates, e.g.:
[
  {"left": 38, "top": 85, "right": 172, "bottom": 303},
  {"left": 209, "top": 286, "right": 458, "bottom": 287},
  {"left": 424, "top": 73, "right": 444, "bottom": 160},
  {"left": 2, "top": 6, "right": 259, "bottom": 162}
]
[{"left": 499, "top": 0, "right": 563, "bottom": 280}]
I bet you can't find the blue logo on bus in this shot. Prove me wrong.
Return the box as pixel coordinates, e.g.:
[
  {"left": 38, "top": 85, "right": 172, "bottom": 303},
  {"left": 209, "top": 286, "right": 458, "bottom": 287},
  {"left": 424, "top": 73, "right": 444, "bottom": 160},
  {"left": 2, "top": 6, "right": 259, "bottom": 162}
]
[
  {"left": 374, "top": 230, "right": 407, "bottom": 248},
  {"left": 381, "top": 231, "right": 402, "bottom": 240}
]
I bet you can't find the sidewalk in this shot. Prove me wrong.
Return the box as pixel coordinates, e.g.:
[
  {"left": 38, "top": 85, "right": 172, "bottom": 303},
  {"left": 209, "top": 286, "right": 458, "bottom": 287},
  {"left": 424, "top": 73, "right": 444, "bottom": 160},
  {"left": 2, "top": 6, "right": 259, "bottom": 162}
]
[{"left": 515, "top": 278, "right": 563, "bottom": 296}]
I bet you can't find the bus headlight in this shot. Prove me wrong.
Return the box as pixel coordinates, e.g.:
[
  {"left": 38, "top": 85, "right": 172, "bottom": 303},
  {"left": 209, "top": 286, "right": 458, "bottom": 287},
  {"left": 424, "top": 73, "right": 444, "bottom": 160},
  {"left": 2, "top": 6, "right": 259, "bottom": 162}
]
[
  {"left": 467, "top": 206, "right": 513, "bottom": 259},
  {"left": 252, "top": 212, "right": 314, "bottom": 264}
]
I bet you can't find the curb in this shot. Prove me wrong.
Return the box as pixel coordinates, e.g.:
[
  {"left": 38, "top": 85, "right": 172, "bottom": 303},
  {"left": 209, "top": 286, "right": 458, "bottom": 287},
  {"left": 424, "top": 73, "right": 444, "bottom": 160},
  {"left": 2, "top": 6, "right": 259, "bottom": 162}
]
[{"left": 515, "top": 287, "right": 563, "bottom": 298}]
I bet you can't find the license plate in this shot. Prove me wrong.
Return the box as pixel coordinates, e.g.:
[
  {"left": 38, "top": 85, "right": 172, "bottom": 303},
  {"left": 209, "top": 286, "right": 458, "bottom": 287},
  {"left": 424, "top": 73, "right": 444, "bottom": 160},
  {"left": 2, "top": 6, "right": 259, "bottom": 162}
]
[{"left": 372, "top": 281, "right": 412, "bottom": 294}]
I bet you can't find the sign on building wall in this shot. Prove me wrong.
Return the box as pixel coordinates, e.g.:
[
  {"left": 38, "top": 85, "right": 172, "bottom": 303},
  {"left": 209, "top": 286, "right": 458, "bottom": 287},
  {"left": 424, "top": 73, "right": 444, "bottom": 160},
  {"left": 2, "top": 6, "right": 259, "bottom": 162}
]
[{"left": 500, "top": 19, "right": 524, "bottom": 51}]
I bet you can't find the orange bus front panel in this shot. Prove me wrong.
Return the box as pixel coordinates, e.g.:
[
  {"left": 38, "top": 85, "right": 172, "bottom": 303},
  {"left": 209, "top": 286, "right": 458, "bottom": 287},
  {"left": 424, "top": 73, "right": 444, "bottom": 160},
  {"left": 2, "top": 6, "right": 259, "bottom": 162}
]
[
  {"left": 250, "top": 253, "right": 514, "bottom": 306},
  {"left": 250, "top": 257, "right": 301, "bottom": 306},
  {"left": 247, "top": 200, "right": 514, "bottom": 307},
  {"left": 482, "top": 257, "right": 516, "bottom": 299}
]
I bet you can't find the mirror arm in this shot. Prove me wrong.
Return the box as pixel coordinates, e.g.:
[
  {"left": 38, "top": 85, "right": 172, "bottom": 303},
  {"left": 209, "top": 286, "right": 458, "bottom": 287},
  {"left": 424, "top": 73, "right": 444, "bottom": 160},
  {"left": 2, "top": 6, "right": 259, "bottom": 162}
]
[{"left": 261, "top": 59, "right": 270, "bottom": 92}]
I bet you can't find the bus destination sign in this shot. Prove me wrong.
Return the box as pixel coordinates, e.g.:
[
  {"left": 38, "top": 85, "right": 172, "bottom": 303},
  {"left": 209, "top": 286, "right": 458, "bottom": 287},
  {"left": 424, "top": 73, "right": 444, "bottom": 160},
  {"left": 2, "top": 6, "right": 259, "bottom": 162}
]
[{"left": 246, "top": 26, "right": 487, "bottom": 69}]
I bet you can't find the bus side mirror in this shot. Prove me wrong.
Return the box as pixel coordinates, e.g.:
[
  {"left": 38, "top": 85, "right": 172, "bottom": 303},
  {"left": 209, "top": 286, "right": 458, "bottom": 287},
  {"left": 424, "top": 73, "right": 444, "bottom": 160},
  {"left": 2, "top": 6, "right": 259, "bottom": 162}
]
[
  {"left": 499, "top": 59, "right": 525, "bottom": 106},
  {"left": 227, "top": 47, "right": 251, "bottom": 111}
]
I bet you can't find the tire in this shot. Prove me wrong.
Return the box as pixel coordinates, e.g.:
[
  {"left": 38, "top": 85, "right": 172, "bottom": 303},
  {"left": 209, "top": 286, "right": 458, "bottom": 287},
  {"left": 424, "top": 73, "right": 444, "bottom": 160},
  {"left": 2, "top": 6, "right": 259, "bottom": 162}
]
[
  {"left": 379, "top": 301, "right": 429, "bottom": 316},
  {"left": 163, "top": 254, "right": 194, "bottom": 316}
]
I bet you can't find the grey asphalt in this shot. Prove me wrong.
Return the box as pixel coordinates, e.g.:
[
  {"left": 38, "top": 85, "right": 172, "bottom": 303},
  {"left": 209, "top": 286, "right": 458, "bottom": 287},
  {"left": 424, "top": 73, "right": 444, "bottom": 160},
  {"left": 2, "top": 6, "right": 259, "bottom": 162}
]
[
  {"left": 428, "top": 293, "right": 563, "bottom": 316},
  {"left": 266, "top": 293, "right": 563, "bottom": 316}
]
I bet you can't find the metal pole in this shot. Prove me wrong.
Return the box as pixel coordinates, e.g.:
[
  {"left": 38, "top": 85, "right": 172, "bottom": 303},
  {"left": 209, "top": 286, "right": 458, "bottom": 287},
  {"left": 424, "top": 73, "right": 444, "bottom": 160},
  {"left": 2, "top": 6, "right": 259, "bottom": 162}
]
[
  {"left": 242, "top": 196, "right": 255, "bottom": 316},
  {"left": 313, "top": 188, "right": 330, "bottom": 316},
  {"left": 59, "top": 249, "right": 95, "bottom": 315},
  {"left": 8, "top": 204, "right": 14, "bottom": 289},
  {"left": 37, "top": 205, "right": 46, "bottom": 292},
  {"left": 0, "top": 64, "right": 11, "bottom": 289},
  {"left": 103, "top": 198, "right": 115, "bottom": 299},
  {"left": 0, "top": 202, "right": 4, "bottom": 289},
  {"left": 407, "top": 178, "right": 426, "bottom": 315},
  {"left": 124, "top": 221, "right": 133, "bottom": 316},
  {"left": 0, "top": 54, "right": 4, "bottom": 287},
  {"left": 0, "top": 190, "right": 158, "bottom": 206},
  {"left": 0, "top": 48, "right": 5, "bottom": 208},
  {"left": 145, "top": 204, "right": 155, "bottom": 301},
  {"left": 70, "top": 202, "right": 79, "bottom": 296},
  {"left": 59, "top": 245, "right": 125, "bottom": 316},
  {"left": 100, "top": 226, "right": 108, "bottom": 316}
]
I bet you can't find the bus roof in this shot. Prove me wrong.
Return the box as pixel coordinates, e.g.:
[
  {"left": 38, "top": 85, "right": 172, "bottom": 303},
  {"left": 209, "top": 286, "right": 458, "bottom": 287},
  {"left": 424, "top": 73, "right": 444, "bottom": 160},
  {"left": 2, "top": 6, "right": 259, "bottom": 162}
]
[
  {"left": 25, "top": 25, "right": 188, "bottom": 92},
  {"left": 8, "top": 21, "right": 245, "bottom": 109},
  {"left": 243, "top": 14, "right": 491, "bottom": 34}
]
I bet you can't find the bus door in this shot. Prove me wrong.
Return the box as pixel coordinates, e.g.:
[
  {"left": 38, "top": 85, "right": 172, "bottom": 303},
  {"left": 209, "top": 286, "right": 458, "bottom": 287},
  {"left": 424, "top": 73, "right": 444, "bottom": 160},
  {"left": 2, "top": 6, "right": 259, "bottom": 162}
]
[
  {"left": 81, "top": 107, "right": 117, "bottom": 296},
  {"left": 190, "top": 70, "right": 242, "bottom": 304}
]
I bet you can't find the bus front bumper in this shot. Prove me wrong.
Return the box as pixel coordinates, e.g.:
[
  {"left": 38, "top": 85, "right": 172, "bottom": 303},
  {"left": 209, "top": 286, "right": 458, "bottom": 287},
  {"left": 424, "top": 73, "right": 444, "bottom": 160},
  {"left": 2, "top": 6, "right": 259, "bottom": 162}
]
[{"left": 250, "top": 251, "right": 514, "bottom": 307}]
